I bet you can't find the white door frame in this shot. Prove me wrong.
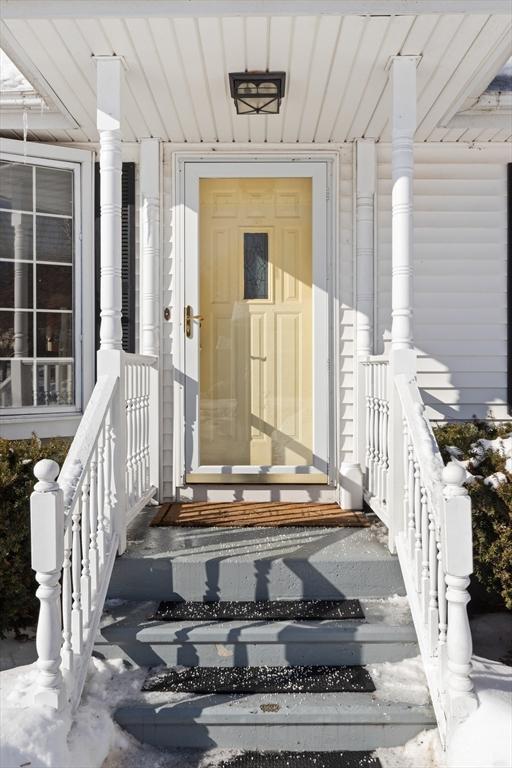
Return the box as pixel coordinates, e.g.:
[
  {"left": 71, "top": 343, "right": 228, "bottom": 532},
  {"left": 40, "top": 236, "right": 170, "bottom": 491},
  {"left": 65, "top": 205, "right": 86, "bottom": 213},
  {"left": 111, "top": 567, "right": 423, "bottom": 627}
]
[{"left": 173, "top": 152, "right": 339, "bottom": 491}]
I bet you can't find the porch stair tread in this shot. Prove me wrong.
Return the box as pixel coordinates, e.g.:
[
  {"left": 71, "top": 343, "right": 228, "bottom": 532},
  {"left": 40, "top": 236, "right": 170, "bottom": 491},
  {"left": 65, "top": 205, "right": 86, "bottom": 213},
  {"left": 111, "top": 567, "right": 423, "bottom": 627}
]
[
  {"left": 113, "top": 692, "right": 435, "bottom": 750},
  {"left": 108, "top": 516, "right": 405, "bottom": 601}
]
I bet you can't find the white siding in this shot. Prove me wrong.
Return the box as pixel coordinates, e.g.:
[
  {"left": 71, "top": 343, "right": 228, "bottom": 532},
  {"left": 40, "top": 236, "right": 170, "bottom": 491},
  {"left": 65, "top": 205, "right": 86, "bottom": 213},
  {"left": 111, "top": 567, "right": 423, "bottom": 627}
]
[{"left": 377, "top": 142, "right": 511, "bottom": 421}]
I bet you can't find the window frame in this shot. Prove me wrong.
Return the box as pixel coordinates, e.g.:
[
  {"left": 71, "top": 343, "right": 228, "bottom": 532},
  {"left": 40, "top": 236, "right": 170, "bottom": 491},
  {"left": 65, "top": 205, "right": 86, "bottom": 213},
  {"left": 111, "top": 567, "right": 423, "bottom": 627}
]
[{"left": 0, "top": 138, "right": 94, "bottom": 432}]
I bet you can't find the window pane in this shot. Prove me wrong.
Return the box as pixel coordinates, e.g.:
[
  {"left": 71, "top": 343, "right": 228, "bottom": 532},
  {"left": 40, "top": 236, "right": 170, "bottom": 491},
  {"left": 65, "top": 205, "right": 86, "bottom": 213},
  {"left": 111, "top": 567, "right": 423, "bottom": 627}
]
[
  {"left": 0, "top": 310, "right": 33, "bottom": 357},
  {"left": 0, "top": 160, "right": 33, "bottom": 212},
  {"left": 0, "top": 360, "right": 34, "bottom": 407},
  {"left": 244, "top": 232, "right": 268, "bottom": 300},
  {"left": 36, "top": 167, "right": 72, "bottom": 216},
  {"left": 36, "top": 361, "right": 74, "bottom": 406},
  {"left": 0, "top": 212, "right": 33, "bottom": 260},
  {"left": 0, "top": 262, "right": 33, "bottom": 308},
  {"left": 36, "top": 216, "right": 72, "bottom": 263},
  {"left": 36, "top": 264, "right": 72, "bottom": 310},
  {"left": 36, "top": 311, "right": 72, "bottom": 357}
]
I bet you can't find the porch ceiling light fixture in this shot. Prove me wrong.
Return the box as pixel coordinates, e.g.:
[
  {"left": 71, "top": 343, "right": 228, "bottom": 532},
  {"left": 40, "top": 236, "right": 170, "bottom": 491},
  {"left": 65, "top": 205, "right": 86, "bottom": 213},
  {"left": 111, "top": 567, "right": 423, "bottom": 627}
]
[{"left": 228, "top": 71, "right": 286, "bottom": 115}]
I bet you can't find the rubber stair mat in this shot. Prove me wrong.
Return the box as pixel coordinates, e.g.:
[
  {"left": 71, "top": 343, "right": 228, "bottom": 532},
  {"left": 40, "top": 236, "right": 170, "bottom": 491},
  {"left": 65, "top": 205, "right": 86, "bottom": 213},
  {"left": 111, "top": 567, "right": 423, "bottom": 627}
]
[
  {"left": 142, "top": 665, "right": 375, "bottom": 694},
  {"left": 151, "top": 598, "right": 364, "bottom": 622},
  {"left": 217, "top": 752, "right": 382, "bottom": 768}
]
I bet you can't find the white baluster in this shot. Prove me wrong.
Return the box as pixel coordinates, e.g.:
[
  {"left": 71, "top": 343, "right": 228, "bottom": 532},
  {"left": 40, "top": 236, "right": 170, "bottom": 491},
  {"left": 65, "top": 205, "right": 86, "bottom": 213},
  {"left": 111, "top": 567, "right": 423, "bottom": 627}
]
[
  {"left": 96, "top": 425, "right": 107, "bottom": 569},
  {"left": 71, "top": 502, "right": 83, "bottom": 655},
  {"left": 402, "top": 419, "right": 409, "bottom": 532},
  {"left": 407, "top": 444, "right": 415, "bottom": 558},
  {"left": 80, "top": 494, "right": 91, "bottom": 629},
  {"left": 30, "top": 460, "right": 66, "bottom": 709},
  {"left": 104, "top": 407, "right": 114, "bottom": 536},
  {"left": 61, "top": 524, "right": 73, "bottom": 672},
  {"left": 437, "top": 533, "right": 448, "bottom": 692},
  {"left": 413, "top": 461, "right": 422, "bottom": 589},
  {"left": 421, "top": 486, "right": 429, "bottom": 622},
  {"left": 428, "top": 509, "right": 438, "bottom": 655},
  {"left": 365, "top": 364, "right": 371, "bottom": 492},
  {"left": 89, "top": 455, "right": 99, "bottom": 594}
]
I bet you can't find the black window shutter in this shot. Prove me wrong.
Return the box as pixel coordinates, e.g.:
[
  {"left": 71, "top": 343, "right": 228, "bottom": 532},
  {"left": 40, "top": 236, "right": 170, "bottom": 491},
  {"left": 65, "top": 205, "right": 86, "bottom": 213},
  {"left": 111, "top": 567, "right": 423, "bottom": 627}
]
[
  {"left": 94, "top": 162, "right": 136, "bottom": 356},
  {"left": 508, "top": 163, "right": 511, "bottom": 414}
]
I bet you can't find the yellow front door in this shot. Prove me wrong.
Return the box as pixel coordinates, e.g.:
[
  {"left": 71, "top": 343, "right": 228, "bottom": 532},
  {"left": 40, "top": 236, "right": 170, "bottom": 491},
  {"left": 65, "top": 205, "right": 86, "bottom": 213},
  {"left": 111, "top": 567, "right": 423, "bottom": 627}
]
[{"left": 199, "top": 177, "right": 313, "bottom": 469}]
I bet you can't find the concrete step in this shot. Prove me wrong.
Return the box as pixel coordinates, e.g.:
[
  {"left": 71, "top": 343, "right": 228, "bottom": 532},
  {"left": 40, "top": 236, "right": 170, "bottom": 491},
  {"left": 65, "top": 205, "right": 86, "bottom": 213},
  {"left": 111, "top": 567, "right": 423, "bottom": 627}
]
[
  {"left": 108, "top": 519, "right": 405, "bottom": 601},
  {"left": 95, "top": 597, "right": 417, "bottom": 667},
  {"left": 114, "top": 691, "right": 435, "bottom": 751}
]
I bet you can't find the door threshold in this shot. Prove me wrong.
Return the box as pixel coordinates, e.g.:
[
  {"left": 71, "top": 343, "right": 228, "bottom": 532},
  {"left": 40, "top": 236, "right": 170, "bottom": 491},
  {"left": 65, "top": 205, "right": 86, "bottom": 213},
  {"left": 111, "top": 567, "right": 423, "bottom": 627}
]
[{"left": 185, "top": 473, "right": 329, "bottom": 485}]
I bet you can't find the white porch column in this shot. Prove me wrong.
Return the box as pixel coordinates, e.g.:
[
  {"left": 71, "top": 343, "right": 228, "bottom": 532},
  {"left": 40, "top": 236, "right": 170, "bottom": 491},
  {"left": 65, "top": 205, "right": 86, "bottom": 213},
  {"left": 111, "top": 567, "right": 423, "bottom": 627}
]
[
  {"left": 387, "top": 56, "right": 419, "bottom": 550},
  {"left": 95, "top": 56, "right": 123, "bottom": 351},
  {"left": 390, "top": 56, "right": 418, "bottom": 352},
  {"left": 347, "top": 140, "right": 376, "bottom": 511},
  {"left": 139, "top": 138, "right": 161, "bottom": 357}
]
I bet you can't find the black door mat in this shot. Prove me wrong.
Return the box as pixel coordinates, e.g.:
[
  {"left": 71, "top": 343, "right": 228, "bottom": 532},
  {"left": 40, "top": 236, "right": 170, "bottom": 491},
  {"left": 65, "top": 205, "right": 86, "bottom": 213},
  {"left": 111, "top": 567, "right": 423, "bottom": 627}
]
[
  {"left": 151, "top": 598, "right": 364, "bottom": 622},
  {"left": 216, "top": 752, "right": 382, "bottom": 768},
  {"left": 142, "top": 665, "right": 375, "bottom": 693}
]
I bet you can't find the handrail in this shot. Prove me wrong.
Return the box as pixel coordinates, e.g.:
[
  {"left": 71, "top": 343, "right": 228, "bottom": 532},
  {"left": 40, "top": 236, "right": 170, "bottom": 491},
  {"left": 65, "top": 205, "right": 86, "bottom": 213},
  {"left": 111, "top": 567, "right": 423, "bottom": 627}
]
[
  {"left": 58, "top": 375, "right": 118, "bottom": 513},
  {"left": 29, "top": 349, "right": 159, "bottom": 713},
  {"left": 360, "top": 352, "right": 477, "bottom": 747}
]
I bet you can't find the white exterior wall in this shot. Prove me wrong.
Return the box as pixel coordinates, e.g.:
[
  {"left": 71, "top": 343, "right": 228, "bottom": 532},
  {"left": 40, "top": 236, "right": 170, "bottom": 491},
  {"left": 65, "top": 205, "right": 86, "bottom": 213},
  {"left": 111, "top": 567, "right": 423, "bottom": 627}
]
[{"left": 377, "top": 142, "right": 510, "bottom": 421}]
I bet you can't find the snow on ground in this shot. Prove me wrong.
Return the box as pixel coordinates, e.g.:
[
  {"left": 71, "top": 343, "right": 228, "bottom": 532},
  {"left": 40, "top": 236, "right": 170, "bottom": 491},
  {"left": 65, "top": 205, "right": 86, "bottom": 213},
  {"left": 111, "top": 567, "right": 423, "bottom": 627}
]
[{"left": 447, "top": 656, "right": 512, "bottom": 768}]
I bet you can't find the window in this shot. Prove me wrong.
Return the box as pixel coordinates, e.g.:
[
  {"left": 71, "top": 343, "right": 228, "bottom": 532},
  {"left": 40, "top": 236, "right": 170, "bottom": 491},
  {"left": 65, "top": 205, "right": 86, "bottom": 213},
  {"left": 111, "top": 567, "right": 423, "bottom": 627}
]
[
  {"left": 243, "top": 232, "right": 268, "bottom": 300},
  {"left": 0, "top": 157, "right": 80, "bottom": 412}
]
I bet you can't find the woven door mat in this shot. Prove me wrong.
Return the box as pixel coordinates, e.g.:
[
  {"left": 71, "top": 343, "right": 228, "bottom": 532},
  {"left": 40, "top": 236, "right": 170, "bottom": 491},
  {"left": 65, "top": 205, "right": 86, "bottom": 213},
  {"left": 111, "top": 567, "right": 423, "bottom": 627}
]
[{"left": 150, "top": 501, "right": 371, "bottom": 527}]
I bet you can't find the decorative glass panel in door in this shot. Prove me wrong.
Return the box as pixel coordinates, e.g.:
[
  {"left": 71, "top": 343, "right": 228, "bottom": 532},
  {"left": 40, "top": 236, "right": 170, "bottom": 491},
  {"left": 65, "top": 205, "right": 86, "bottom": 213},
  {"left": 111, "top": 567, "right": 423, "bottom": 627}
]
[{"left": 199, "top": 178, "right": 312, "bottom": 468}]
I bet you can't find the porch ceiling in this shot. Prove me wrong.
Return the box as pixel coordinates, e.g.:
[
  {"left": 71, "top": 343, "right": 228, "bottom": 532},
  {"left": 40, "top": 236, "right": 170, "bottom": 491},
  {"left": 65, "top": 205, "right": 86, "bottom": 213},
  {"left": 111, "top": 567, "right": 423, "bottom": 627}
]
[{"left": 0, "top": 9, "right": 511, "bottom": 144}]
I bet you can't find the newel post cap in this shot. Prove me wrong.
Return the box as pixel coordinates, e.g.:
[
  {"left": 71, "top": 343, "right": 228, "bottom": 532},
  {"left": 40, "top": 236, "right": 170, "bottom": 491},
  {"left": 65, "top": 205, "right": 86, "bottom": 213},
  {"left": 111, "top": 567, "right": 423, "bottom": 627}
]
[
  {"left": 442, "top": 461, "right": 469, "bottom": 498},
  {"left": 34, "top": 459, "right": 60, "bottom": 492}
]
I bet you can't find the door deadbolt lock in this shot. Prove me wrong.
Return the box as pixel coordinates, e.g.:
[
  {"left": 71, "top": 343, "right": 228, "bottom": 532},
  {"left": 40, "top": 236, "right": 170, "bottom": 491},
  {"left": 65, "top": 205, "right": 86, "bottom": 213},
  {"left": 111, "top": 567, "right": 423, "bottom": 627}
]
[
  {"left": 163, "top": 307, "right": 171, "bottom": 321},
  {"left": 185, "top": 305, "right": 204, "bottom": 338}
]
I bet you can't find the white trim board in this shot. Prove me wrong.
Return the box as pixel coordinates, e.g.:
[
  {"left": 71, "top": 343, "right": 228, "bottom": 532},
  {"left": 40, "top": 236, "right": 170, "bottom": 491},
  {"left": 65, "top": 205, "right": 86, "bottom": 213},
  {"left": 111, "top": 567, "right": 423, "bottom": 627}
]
[
  {"left": 171, "top": 152, "right": 339, "bottom": 494},
  {"left": 2, "top": 1, "right": 510, "bottom": 17}
]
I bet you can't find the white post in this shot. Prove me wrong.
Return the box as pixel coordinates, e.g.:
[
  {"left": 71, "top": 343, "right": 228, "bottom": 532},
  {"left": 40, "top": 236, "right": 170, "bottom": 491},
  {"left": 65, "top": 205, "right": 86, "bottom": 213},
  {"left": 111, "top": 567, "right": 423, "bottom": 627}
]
[
  {"left": 387, "top": 56, "right": 419, "bottom": 551},
  {"left": 352, "top": 139, "right": 376, "bottom": 509},
  {"left": 442, "top": 462, "right": 477, "bottom": 728},
  {"left": 390, "top": 55, "right": 418, "bottom": 354},
  {"left": 95, "top": 56, "right": 123, "bottom": 352},
  {"left": 140, "top": 138, "right": 160, "bottom": 357},
  {"left": 140, "top": 138, "right": 161, "bottom": 496},
  {"left": 95, "top": 56, "right": 128, "bottom": 552},
  {"left": 30, "top": 460, "right": 65, "bottom": 709}
]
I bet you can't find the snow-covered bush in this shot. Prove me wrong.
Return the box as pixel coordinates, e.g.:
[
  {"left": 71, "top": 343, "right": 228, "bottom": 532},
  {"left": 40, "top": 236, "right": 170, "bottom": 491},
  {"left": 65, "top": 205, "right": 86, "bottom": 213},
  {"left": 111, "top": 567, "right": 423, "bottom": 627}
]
[
  {"left": 0, "top": 436, "right": 70, "bottom": 636},
  {"left": 434, "top": 420, "right": 512, "bottom": 611}
]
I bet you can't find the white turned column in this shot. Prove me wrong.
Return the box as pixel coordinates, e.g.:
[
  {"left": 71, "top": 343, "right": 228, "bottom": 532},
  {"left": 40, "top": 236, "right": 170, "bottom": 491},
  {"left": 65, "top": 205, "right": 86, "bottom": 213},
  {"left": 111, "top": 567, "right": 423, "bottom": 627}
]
[
  {"left": 354, "top": 140, "right": 376, "bottom": 500},
  {"left": 390, "top": 56, "right": 418, "bottom": 352},
  {"left": 30, "top": 459, "right": 65, "bottom": 709},
  {"left": 140, "top": 138, "right": 161, "bottom": 357},
  {"left": 387, "top": 56, "right": 419, "bottom": 551},
  {"left": 442, "top": 462, "right": 477, "bottom": 729},
  {"left": 95, "top": 56, "right": 123, "bottom": 352}
]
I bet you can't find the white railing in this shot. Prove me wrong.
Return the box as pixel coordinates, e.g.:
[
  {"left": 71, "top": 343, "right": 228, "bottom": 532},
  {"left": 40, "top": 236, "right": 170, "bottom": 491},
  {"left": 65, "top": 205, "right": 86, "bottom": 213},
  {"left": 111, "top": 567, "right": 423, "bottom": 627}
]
[
  {"left": 361, "top": 351, "right": 476, "bottom": 746},
  {"left": 363, "top": 356, "right": 390, "bottom": 523},
  {"left": 29, "top": 350, "right": 158, "bottom": 711}
]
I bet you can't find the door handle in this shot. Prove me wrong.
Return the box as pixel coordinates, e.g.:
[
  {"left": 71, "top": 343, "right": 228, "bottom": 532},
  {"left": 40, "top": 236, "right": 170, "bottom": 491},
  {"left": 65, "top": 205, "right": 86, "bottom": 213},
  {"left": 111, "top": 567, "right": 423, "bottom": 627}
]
[{"left": 185, "top": 305, "right": 204, "bottom": 338}]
